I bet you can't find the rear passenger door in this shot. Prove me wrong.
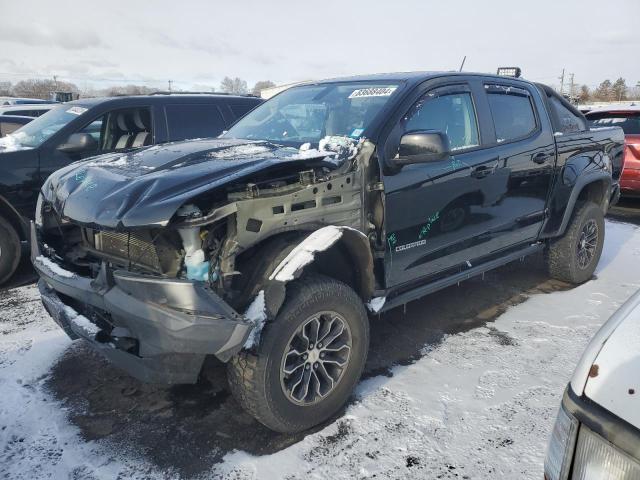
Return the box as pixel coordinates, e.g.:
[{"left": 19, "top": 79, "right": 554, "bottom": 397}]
[
  {"left": 477, "top": 81, "right": 557, "bottom": 249},
  {"left": 164, "top": 104, "right": 227, "bottom": 141}
]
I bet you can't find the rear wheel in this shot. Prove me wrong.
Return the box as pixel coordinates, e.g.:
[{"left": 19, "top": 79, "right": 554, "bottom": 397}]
[
  {"left": 0, "top": 216, "right": 21, "bottom": 285},
  {"left": 227, "top": 274, "right": 369, "bottom": 433},
  {"left": 546, "top": 201, "right": 605, "bottom": 284}
]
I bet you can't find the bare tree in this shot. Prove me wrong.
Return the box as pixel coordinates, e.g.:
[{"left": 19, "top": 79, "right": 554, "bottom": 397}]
[
  {"left": 0, "top": 81, "right": 11, "bottom": 96},
  {"left": 220, "top": 77, "right": 248, "bottom": 95},
  {"left": 578, "top": 85, "right": 590, "bottom": 104},
  {"left": 252, "top": 80, "right": 276, "bottom": 96},
  {"left": 104, "top": 84, "right": 156, "bottom": 97},
  {"left": 11, "top": 78, "right": 78, "bottom": 100}
]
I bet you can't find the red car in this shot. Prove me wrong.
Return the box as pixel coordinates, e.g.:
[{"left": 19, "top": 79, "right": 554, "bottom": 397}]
[{"left": 587, "top": 106, "right": 640, "bottom": 196}]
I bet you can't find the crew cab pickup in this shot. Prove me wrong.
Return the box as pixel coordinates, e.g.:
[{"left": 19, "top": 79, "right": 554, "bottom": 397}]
[
  {"left": 32, "top": 72, "right": 624, "bottom": 433},
  {"left": 0, "top": 93, "right": 262, "bottom": 284}
]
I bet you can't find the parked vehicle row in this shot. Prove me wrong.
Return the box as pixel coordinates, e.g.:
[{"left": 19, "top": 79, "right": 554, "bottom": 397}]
[
  {"left": 0, "top": 92, "right": 263, "bottom": 283},
  {"left": 586, "top": 106, "right": 640, "bottom": 197},
  {"left": 27, "top": 71, "right": 624, "bottom": 432}
]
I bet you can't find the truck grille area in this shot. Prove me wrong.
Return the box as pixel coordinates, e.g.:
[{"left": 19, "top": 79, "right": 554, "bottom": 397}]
[{"left": 93, "top": 230, "right": 162, "bottom": 271}]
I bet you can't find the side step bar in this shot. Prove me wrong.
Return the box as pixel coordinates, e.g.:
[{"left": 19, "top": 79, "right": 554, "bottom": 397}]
[{"left": 380, "top": 243, "right": 544, "bottom": 313}]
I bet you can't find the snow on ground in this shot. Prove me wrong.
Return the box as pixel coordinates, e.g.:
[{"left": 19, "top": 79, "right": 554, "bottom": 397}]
[{"left": 1, "top": 220, "right": 639, "bottom": 479}]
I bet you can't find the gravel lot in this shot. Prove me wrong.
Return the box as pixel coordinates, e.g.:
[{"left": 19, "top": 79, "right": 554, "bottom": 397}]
[{"left": 1, "top": 205, "right": 639, "bottom": 479}]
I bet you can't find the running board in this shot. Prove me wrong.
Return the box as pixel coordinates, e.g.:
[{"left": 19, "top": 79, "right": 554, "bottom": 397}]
[{"left": 380, "top": 243, "right": 544, "bottom": 313}]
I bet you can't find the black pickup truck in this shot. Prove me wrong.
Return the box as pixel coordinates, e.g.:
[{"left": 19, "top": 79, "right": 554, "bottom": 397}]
[
  {"left": 0, "top": 93, "right": 262, "bottom": 284},
  {"left": 32, "top": 72, "right": 623, "bottom": 433}
]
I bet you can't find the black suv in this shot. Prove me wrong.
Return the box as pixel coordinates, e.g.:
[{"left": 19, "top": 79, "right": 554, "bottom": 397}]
[
  {"left": 0, "top": 93, "right": 263, "bottom": 284},
  {"left": 33, "top": 72, "right": 623, "bottom": 433}
]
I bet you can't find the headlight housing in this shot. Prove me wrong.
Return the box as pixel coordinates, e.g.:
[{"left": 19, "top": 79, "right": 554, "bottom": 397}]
[
  {"left": 572, "top": 426, "right": 640, "bottom": 480},
  {"left": 544, "top": 404, "right": 579, "bottom": 480}
]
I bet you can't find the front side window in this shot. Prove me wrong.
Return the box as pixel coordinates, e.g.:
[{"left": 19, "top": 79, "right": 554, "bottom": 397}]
[
  {"left": 588, "top": 112, "right": 640, "bottom": 135},
  {"left": 486, "top": 85, "right": 537, "bottom": 143},
  {"left": 403, "top": 91, "right": 479, "bottom": 151},
  {"left": 224, "top": 82, "right": 401, "bottom": 147}
]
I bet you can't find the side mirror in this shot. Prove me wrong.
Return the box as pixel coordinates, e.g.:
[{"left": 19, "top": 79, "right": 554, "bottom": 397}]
[
  {"left": 394, "top": 131, "right": 450, "bottom": 165},
  {"left": 57, "top": 133, "right": 97, "bottom": 154}
]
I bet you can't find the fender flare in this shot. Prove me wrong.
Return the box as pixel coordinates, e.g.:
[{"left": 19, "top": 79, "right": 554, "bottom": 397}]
[
  {"left": 259, "top": 225, "right": 375, "bottom": 319},
  {"left": 557, "top": 170, "right": 611, "bottom": 236}
]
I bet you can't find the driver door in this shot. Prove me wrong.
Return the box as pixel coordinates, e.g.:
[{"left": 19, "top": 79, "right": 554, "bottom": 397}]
[{"left": 382, "top": 82, "right": 505, "bottom": 288}]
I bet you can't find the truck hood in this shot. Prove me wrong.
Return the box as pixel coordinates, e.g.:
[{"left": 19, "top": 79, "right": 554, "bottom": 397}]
[{"left": 41, "top": 138, "right": 335, "bottom": 229}]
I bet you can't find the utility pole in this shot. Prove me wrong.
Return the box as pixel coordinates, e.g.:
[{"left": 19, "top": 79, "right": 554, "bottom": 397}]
[
  {"left": 569, "top": 73, "right": 575, "bottom": 99},
  {"left": 168, "top": 80, "right": 173, "bottom": 92},
  {"left": 559, "top": 69, "right": 565, "bottom": 95}
]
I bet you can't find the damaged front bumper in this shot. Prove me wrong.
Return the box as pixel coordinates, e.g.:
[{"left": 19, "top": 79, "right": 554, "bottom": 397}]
[{"left": 31, "top": 222, "right": 251, "bottom": 384}]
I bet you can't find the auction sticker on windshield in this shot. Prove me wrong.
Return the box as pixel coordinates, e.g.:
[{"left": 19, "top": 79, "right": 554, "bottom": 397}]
[
  {"left": 348, "top": 86, "right": 397, "bottom": 98},
  {"left": 66, "top": 106, "right": 88, "bottom": 115}
]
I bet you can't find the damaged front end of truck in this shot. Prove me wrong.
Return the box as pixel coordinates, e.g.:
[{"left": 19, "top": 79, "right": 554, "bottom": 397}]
[{"left": 32, "top": 136, "right": 381, "bottom": 384}]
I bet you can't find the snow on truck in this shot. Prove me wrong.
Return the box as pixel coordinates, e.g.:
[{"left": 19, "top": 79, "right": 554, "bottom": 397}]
[
  {"left": 545, "top": 289, "right": 640, "bottom": 480},
  {"left": 32, "top": 71, "right": 624, "bottom": 433}
]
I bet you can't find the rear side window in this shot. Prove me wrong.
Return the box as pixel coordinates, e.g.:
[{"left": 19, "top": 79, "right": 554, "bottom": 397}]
[
  {"left": 165, "top": 104, "right": 226, "bottom": 141},
  {"left": 404, "top": 91, "right": 480, "bottom": 151},
  {"left": 485, "top": 85, "right": 537, "bottom": 143},
  {"left": 549, "top": 96, "right": 586, "bottom": 134},
  {"left": 588, "top": 112, "right": 640, "bottom": 135}
]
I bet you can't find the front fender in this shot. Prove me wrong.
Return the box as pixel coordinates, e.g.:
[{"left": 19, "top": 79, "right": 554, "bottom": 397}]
[{"left": 255, "top": 226, "right": 374, "bottom": 320}]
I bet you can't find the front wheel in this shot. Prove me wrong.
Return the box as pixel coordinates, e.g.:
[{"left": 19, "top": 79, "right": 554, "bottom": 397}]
[
  {"left": 227, "top": 274, "right": 369, "bottom": 433},
  {"left": 546, "top": 201, "right": 605, "bottom": 284}
]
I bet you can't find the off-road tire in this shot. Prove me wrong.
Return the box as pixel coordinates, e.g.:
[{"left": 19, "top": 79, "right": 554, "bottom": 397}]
[
  {"left": 227, "top": 274, "right": 369, "bottom": 433},
  {"left": 0, "top": 216, "right": 21, "bottom": 285},
  {"left": 546, "top": 201, "right": 605, "bottom": 284}
]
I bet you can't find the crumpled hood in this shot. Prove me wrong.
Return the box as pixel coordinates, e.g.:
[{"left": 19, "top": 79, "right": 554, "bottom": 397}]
[{"left": 42, "top": 138, "right": 332, "bottom": 229}]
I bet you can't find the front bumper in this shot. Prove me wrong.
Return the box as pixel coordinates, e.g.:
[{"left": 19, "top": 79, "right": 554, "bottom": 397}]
[{"left": 31, "top": 222, "right": 251, "bottom": 384}]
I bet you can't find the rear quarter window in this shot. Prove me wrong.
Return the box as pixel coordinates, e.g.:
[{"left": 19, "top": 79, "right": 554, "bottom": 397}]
[
  {"left": 230, "top": 102, "right": 258, "bottom": 120},
  {"left": 549, "top": 96, "right": 586, "bottom": 134},
  {"left": 165, "top": 104, "right": 227, "bottom": 141}
]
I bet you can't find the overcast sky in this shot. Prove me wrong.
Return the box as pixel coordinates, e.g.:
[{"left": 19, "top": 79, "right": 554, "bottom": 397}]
[{"left": 0, "top": 0, "right": 638, "bottom": 92}]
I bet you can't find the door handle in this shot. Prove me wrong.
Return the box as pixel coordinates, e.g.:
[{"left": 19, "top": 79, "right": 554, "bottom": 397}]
[
  {"left": 471, "top": 165, "right": 494, "bottom": 179},
  {"left": 532, "top": 153, "right": 550, "bottom": 164}
]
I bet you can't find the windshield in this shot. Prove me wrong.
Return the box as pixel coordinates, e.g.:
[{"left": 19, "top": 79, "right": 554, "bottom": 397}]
[
  {"left": 3, "top": 104, "right": 89, "bottom": 148},
  {"left": 224, "top": 82, "right": 401, "bottom": 146},
  {"left": 588, "top": 112, "right": 640, "bottom": 135}
]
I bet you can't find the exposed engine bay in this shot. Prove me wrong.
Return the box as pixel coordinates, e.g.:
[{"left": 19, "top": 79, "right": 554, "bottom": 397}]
[{"left": 38, "top": 137, "right": 383, "bottom": 310}]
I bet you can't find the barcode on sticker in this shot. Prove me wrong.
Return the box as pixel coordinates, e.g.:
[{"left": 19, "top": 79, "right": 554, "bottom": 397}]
[{"left": 348, "top": 87, "right": 397, "bottom": 99}]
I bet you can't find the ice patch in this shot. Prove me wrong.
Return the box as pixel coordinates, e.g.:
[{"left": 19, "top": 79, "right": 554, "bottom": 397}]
[
  {"left": 367, "top": 296, "right": 386, "bottom": 313},
  {"left": 35, "top": 256, "right": 75, "bottom": 278},
  {"left": 269, "top": 226, "right": 344, "bottom": 282},
  {"left": 290, "top": 136, "right": 360, "bottom": 163},
  {"left": 208, "top": 144, "right": 273, "bottom": 159},
  {"left": 243, "top": 290, "right": 267, "bottom": 349},
  {"left": 0, "top": 132, "right": 30, "bottom": 152}
]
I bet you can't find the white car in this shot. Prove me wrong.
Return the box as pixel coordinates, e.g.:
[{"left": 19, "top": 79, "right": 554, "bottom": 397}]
[{"left": 545, "top": 289, "right": 640, "bottom": 479}]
